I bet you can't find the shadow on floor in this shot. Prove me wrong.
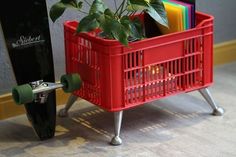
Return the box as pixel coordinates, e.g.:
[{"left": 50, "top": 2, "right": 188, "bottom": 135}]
[{"left": 0, "top": 92, "right": 213, "bottom": 144}]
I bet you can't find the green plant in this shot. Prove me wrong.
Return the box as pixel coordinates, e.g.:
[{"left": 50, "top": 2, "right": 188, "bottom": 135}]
[{"left": 49, "top": 0, "right": 168, "bottom": 46}]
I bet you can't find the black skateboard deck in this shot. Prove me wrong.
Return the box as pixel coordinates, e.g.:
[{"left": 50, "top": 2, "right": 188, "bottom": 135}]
[{"left": 0, "top": 0, "right": 56, "bottom": 140}]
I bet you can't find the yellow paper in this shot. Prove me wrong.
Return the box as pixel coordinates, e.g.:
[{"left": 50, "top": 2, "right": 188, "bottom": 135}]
[{"left": 157, "top": 2, "right": 184, "bottom": 34}]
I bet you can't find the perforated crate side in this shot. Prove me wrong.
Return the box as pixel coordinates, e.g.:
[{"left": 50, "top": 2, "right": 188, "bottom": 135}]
[{"left": 64, "top": 12, "right": 214, "bottom": 112}]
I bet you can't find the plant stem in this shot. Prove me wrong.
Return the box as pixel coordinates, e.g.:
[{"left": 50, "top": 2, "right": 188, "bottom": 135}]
[
  {"left": 84, "top": 0, "right": 91, "bottom": 6},
  {"left": 120, "top": 9, "right": 127, "bottom": 16},
  {"left": 126, "top": 10, "right": 133, "bottom": 16},
  {"left": 141, "top": 10, "right": 145, "bottom": 14},
  {"left": 119, "top": 0, "right": 126, "bottom": 17},
  {"left": 114, "top": 0, "right": 118, "bottom": 10},
  {"left": 115, "top": 1, "right": 124, "bottom": 15},
  {"left": 128, "top": 11, "right": 136, "bottom": 16},
  {"left": 78, "top": 10, "right": 88, "bottom": 14}
]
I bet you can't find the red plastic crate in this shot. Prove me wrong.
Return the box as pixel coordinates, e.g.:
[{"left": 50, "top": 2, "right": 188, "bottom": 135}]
[{"left": 64, "top": 11, "right": 214, "bottom": 112}]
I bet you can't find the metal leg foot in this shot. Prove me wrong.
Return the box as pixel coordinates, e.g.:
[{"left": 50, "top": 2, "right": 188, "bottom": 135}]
[
  {"left": 58, "top": 94, "right": 78, "bottom": 117},
  {"left": 212, "top": 107, "right": 224, "bottom": 116},
  {"left": 58, "top": 108, "right": 69, "bottom": 117},
  {"left": 110, "top": 111, "right": 123, "bottom": 146},
  {"left": 199, "top": 88, "right": 224, "bottom": 116}
]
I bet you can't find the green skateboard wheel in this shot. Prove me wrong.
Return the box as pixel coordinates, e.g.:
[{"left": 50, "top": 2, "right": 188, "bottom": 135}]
[
  {"left": 61, "top": 73, "right": 82, "bottom": 93},
  {"left": 12, "top": 84, "right": 34, "bottom": 105}
]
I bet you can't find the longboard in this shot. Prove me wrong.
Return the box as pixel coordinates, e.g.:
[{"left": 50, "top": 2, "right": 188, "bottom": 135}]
[{"left": 0, "top": 0, "right": 56, "bottom": 140}]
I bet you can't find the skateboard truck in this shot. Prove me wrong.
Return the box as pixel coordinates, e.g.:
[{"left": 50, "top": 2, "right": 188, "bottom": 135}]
[
  {"left": 28, "top": 80, "right": 63, "bottom": 104},
  {"left": 12, "top": 74, "right": 82, "bottom": 105}
]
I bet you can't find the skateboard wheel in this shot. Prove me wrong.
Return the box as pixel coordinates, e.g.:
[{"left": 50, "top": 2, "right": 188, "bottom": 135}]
[
  {"left": 12, "top": 84, "right": 34, "bottom": 105},
  {"left": 61, "top": 73, "right": 82, "bottom": 93}
]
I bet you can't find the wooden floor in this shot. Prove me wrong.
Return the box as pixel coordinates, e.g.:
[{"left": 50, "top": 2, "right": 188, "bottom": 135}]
[{"left": 0, "top": 62, "right": 236, "bottom": 157}]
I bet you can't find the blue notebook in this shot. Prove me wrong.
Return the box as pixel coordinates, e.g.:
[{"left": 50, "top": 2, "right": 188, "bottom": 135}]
[{"left": 179, "top": 0, "right": 196, "bottom": 27}]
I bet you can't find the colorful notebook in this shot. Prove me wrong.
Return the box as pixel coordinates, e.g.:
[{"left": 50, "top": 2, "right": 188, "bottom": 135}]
[
  {"left": 169, "top": 0, "right": 192, "bottom": 29},
  {"left": 146, "top": 0, "right": 196, "bottom": 36},
  {"left": 157, "top": 1, "right": 185, "bottom": 34},
  {"left": 163, "top": 0, "right": 188, "bottom": 29},
  {"left": 179, "top": 0, "right": 196, "bottom": 27}
]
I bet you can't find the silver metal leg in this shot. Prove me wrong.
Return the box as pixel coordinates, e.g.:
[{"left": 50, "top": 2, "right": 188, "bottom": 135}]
[
  {"left": 58, "top": 94, "right": 78, "bottom": 117},
  {"left": 110, "top": 111, "right": 123, "bottom": 146},
  {"left": 199, "top": 88, "right": 224, "bottom": 116}
]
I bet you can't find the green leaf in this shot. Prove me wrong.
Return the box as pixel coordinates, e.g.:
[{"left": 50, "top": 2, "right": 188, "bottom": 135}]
[
  {"left": 49, "top": 0, "right": 82, "bottom": 22},
  {"left": 128, "top": 0, "right": 149, "bottom": 7},
  {"left": 100, "top": 16, "right": 129, "bottom": 46},
  {"left": 89, "top": 0, "right": 107, "bottom": 15},
  {"left": 120, "top": 16, "right": 144, "bottom": 40},
  {"left": 146, "top": 0, "right": 168, "bottom": 27},
  {"left": 99, "top": 16, "right": 114, "bottom": 38},
  {"left": 127, "top": 0, "right": 168, "bottom": 27},
  {"left": 61, "top": 0, "right": 76, "bottom": 3},
  {"left": 77, "top": 1, "right": 83, "bottom": 9},
  {"left": 61, "top": 0, "right": 77, "bottom": 7},
  {"left": 120, "top": 16, "right": 132, "bottom": 32},
  {"left": 127, "top": 0, "right": 149, "bottom": 11},
  {"left": 111, "top": 21, "right": 129, "bottom": 46},
  {"left": 104, "top": 8, "right": 115, "bottom": 18},
  {"left": 130, "top": 17, "right": 144, "bottom": 39},
  {"left": 49, "top": 2, "right": 66, "bottom": 22},
  {"left": 76, "top": 13, "right": 100, "bottom": 33}
]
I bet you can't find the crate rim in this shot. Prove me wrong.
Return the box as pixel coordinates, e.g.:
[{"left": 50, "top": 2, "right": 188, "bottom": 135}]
[{"left": 64, "top": 11, "right": 213, "bottom": 47}]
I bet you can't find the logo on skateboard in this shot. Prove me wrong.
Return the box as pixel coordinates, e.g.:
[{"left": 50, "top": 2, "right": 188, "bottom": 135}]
[{"left": 11, "top": 35, "right": 45, "bottom": 48}]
